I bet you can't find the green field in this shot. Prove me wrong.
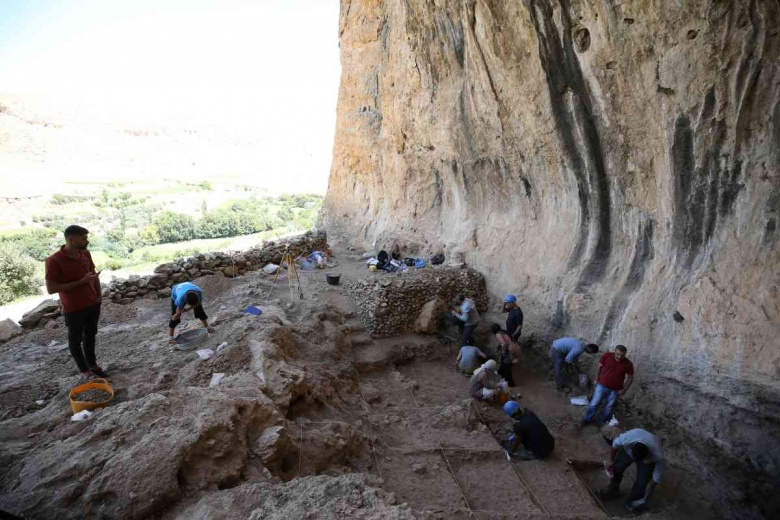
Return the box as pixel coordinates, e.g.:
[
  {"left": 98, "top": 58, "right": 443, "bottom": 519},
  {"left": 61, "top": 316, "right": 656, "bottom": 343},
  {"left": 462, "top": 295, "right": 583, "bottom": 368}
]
[{"left": 0, "top": 190, "right": 323, "bottom": 304}]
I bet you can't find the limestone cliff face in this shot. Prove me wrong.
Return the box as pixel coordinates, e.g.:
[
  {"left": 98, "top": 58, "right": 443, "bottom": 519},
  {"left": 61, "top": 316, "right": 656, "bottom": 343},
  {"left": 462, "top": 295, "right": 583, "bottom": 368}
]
[{"left": 323, "top": 0, "right": 779, "bottom": 507}]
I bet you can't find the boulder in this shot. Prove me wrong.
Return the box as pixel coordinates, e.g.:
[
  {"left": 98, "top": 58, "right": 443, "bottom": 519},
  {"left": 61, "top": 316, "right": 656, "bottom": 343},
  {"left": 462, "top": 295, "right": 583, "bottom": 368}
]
[
  {"left": 154, "top": 263, "right": 173, "bottom": 274},
  {"left": 414, "top": 298, "right": 445, "bottom": 334},
  {"left": 0, "top": 318, "right": 22, "bottom": 343},
  {"left": 19, "top": 299, "right": 61, "bottom": 329},
  {"left": 252, "top": 425, "right": 293, "bottom": 469}
]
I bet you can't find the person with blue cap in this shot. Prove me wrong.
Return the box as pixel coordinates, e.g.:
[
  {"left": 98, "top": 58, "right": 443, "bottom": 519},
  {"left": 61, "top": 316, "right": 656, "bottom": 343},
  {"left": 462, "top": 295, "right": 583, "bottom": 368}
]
[
  {"left": 501, "top": 400, "right": 555, "bottom": 460},
  {"left": 502, "top": 294, "right": 524, "bottom": 342}
]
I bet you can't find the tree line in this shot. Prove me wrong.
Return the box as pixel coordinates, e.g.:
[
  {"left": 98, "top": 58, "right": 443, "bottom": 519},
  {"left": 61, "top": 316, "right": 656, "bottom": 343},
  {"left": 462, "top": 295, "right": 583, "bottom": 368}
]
[{"left": 0, "top": 193, "right": 323, "bottom": 305}]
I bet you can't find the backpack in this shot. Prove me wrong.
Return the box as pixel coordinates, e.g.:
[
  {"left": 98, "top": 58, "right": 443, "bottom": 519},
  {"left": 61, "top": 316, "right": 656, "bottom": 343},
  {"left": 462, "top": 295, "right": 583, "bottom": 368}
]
[
  {"left": 430, "top": 253, "right": 445, "bottom": 265},
  {"left": 377, "top": 250, "right": 389, "bottom": 264},
  {"left": 404, "top": 258, "right": 416, "bottom": 266}
]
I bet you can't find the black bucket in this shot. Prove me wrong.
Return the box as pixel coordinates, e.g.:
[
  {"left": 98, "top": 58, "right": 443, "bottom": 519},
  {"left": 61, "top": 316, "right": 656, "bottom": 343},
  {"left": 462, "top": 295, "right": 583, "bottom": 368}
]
[{"left": 326, "top": 274, "right": 341, "bottom": 286}]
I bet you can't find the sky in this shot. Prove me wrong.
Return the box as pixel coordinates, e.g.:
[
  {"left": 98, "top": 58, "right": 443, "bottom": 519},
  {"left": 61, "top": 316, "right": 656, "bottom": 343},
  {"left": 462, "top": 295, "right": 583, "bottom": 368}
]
[{"left": 0, "top": 0, "right": 341, "bottom": 194}]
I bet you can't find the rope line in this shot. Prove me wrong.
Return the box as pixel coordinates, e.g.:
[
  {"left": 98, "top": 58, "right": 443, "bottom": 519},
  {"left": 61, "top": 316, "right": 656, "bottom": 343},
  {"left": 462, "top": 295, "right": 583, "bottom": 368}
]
[
  {"left": 406, "top": 387, "right": 478, "bottom": 519},
  {"left": 470, "top": 400, "right": 551, "bottom": 518}
]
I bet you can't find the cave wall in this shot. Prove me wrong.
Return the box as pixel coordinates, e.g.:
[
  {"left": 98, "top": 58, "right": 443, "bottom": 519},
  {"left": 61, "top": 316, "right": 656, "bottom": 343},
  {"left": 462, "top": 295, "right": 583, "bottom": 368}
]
[{"left": 322, "top": 0, "right": 779, "bottom": 509}]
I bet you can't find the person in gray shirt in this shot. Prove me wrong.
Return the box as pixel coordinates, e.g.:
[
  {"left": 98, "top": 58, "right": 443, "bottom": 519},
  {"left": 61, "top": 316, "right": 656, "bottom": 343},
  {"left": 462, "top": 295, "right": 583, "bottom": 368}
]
[
  {"left": 550, "top": 337, "right": 599, "bottom": 390},
  {"left": 456, "top": 339, "right": 488, "bottom": 375},
  {"left": 599, "top": 428, "right": 666, "bottom": 513},
  {"left": 451, "top": 294, "right": 480, "bottom": 344}
]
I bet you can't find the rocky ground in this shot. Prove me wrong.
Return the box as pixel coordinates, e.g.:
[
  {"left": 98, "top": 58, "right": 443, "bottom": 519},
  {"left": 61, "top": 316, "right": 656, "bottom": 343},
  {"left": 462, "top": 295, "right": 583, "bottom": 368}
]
[{"left": 0, "top": 247, "right": 739, "bottom": 519}]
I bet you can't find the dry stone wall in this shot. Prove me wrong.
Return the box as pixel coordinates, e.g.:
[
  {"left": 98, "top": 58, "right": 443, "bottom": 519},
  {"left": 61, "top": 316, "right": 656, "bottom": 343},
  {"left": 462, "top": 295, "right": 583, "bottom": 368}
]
[
  {"left": 14, "top": 231, "right": 328, "bottom": 332},
  {"left": 106, "top": 230, "right": 328, "bottom": 303},
  {"left": 344, "top": 267, "right": 487, "bottom": 337}
]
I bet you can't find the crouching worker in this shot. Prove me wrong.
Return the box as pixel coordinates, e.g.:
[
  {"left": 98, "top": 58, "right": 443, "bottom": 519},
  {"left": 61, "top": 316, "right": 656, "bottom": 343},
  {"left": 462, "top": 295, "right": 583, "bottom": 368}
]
[
  {"left": 456, "top": 338, "right": 488, "bottom": 375},
  {"left": 169, "top": 282, "right": 214, "bottom": 344},
  {"left": 468, "top": 360, "right": 507, "bottom": 402},
  {"left": 599, "top": 428, "right": 665, "bottom": 513},
  {"left": 501, "top": 401, "right": 555, "bottom": 460},
  {"left": 550, "top": 337, "right": 599, "bottom": 390}
]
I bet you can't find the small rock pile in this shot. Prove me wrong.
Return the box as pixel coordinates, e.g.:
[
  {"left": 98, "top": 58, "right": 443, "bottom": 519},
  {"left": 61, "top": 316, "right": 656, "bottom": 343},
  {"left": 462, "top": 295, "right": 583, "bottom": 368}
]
[
  {"left": 344, "top": 267, "right": 487, "bottom": 337},
  {"left": 18, "top": 300, "right": 62, "bottom": 329},
  {"left": 106, "top": 230, "right": 328, "bottom": 303}
]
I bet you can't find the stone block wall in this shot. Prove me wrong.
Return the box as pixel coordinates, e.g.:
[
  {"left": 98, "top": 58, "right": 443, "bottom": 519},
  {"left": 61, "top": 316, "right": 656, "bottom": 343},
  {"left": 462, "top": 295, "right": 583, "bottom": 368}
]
[
  {"left": 105, "top": 230, "right": 328, "bottom": 303},
  {"left": 344, "top": 267, "right": 487, "bottom": 337}
]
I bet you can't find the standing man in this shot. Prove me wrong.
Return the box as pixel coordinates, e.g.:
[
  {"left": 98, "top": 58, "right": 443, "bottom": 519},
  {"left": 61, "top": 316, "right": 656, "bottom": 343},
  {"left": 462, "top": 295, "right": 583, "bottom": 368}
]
[
  {"left": 169, "top": 281, "right": 214, "bottom": 344},
  {"left": 600, "top": 428, "right": 665, "bottom": 513},
  {"left": 45, "top": 225, "right": 106, "bottom": 380},
  {"left": 583, "top": 345, "right": 634, "bottom": 426},
  {"left": 503, "top": 294, "right": 524, "bottom": 342},
  {"left": 501, "top": 401, "right": 555, "bottom": 460},
  {"left": 549, "top": 337, "right": 599, "bottom": 390},
  {"left": 451, "top": 293, "right": 479, "bottom": 344}
]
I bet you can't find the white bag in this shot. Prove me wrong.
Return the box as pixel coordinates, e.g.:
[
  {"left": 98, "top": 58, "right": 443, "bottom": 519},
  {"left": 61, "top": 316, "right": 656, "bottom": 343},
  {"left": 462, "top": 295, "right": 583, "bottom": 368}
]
[{"left": 196, "top": 349, "right": 215, "bottom": 360}]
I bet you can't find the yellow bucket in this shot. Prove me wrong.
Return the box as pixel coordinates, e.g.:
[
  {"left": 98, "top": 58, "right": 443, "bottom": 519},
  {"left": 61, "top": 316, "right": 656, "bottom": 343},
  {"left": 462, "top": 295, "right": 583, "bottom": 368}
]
[{"left": 69, "top": 378, "right": 114, "bottom": 414}]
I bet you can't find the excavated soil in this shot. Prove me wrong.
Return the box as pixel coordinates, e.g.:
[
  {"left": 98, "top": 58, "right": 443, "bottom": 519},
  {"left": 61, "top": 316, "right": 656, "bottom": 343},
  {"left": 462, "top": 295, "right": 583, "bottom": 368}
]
[
  {"left": 0, "top": 248, "right": 732, "bottom": 519},
  {"left": 71, "top": 389, "right": 112, "bottom": 403}
]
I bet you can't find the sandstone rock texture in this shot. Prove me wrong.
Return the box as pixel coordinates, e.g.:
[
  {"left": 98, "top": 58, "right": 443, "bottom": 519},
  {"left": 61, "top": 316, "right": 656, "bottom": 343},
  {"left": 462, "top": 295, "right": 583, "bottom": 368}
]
[{"left": 322, "top": 0, "right": 780, "bottom": 509}]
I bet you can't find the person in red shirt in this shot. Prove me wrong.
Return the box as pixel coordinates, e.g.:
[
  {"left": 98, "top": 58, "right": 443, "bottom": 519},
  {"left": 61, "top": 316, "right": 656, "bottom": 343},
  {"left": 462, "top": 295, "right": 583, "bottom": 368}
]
[
  {"left": 582, "top": 345, "right": 634, "bottom": 426},
  {"left": 45, "top": 225, "right": 106, "bottom": 380}
]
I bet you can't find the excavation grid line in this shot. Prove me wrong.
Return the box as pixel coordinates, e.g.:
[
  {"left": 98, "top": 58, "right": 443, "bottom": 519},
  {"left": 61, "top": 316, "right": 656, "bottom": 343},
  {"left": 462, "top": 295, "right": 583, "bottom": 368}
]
[
  {"left": 406, "top": 387, "right": 478, "bottom": 519},
  {"left": 350, "top": 365, "right": 385, "bottom": 482},
  {"left": 470, "top": 400, "right": 551, "bottom": 518},
  {"left": 297, "top": 422, "right": 303, "bottom": 478},
  {"left": 565, "top": 458, "right": 614, "bottom": 518}
]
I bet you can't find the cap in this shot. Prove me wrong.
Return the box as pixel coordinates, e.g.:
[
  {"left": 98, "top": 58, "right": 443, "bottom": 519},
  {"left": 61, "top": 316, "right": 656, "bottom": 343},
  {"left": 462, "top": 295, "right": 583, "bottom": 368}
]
[{"left": 503, "top": 400, "right": 521, "bottom": 417}]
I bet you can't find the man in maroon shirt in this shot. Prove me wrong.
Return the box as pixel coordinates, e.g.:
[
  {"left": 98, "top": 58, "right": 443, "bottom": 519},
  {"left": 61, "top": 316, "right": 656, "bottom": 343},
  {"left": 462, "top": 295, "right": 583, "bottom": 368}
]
[
  {"left": 45, "top": 225, "right": 106, "bottom": 380},
  {"left": 582, "top": 345, "right": 634, "bottom": 426}
]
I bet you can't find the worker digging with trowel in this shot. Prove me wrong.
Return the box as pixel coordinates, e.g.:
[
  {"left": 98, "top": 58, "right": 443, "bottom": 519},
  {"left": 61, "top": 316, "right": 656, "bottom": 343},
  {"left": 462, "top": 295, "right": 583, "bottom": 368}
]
[
  {"left": 468, "top": 359, "right": 508, "bottom": 402},
  {"left": 501, "top": 401, "right": 555, "bottom": 461},
  {"left": 598, "top": 428, "right": 666, "bottom": 513},
  {"left": 168, "top": 281, "right": 214, "bottom": 344}
]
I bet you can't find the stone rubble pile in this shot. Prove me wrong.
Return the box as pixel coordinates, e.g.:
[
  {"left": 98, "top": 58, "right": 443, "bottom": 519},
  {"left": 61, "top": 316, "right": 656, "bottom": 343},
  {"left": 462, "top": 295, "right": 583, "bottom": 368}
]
[
  {"left": 344, "top": 267, "right": 487, "bottom": 337},
  {"left": 18, "top": 300, "right": 62, "bottom": 329}
]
